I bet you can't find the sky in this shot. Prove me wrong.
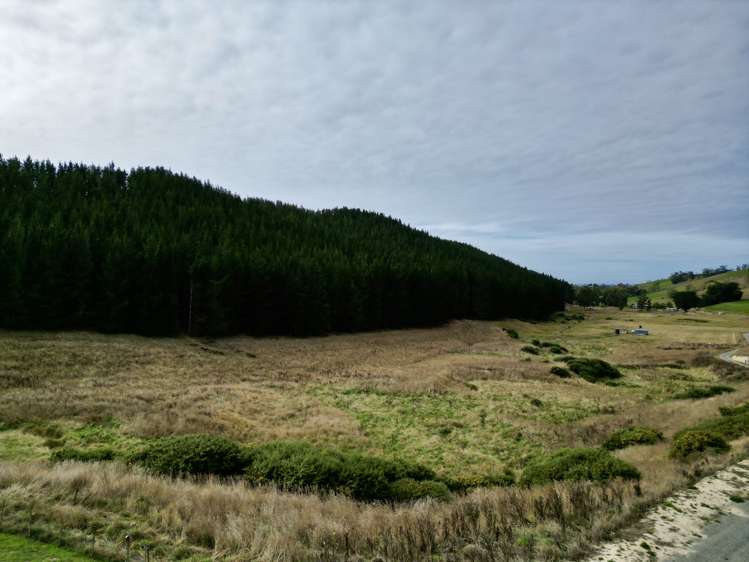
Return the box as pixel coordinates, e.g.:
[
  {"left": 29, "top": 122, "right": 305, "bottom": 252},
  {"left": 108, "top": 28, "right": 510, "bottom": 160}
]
[{"left": 1, "top": 1, "right": 747, "bottom": 284}]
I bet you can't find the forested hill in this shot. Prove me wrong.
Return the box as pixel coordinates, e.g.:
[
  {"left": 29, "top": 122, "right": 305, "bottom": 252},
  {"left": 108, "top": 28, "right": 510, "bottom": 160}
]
[{"left": 0, "top": 156, "right": 569, "bottom": 336}]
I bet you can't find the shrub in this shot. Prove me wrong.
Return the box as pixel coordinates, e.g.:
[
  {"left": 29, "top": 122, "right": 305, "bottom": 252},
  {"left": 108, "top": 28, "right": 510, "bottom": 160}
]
[
  {"left": 520, "top": 448, "right": 640, "bottom": 486},
  {"left": 540, "top": 341, "right": 568, "bottom": 353},
  {"left": 719, "top": 402, "right": 749, "bottom": 417},
  {"left": 389, "top": 478, "right": 451, "bottom": 502},
  {"left": 673, "top": 385, "right": 735, "bottom": 400},
  {"left": 51, "top": 447, "right": 115, "bottom": 462},
  {"left": 561, "top": 357, "right": 622, "bottom": 382},
  {"left": 443, "top": 471, "right": 515, "bottom": 491},
  {"left": 503, "top": 328, "right": 519, "bottom": 339},
  {"left": 531, "top": 339, "right": 541, "bottom": 346},
  {"left": 521, "top": 346, "right": 539, "bottom": 355},
  {"left": 602, "top": 427, "right": 663, "bottom": 450},
  {"left": 689, "top": 411, "right": 749, "bottom": 440},
  {"left": 126, "top": 434, "right": 248, "bottom": 476},
  {"left": 550, "top": 366, "right": 571, "bottom": 378},
  {"left": 670, "top": 430, "right": 729, "bottom": 460},
  {"left": 244, "top": 441, "right": 438, "bottom": 501}
]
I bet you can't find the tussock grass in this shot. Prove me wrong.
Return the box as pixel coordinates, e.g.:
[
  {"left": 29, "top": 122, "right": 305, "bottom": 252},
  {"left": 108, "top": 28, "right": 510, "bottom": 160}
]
[
  {"left": 0, "top": 460, "right": 648, "bottom": 562},
  {"left": 1, "top": 310, "right": 748, "bottom": 558}
]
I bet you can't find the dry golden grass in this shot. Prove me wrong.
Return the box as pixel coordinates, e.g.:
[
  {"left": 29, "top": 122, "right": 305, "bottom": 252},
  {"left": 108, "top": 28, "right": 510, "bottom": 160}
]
[
  {"left": 0, "top": 459, "right": 681, "bottom": 562},
  {"left": 1, "top": 306, "right": 748, "bottom": 559}
]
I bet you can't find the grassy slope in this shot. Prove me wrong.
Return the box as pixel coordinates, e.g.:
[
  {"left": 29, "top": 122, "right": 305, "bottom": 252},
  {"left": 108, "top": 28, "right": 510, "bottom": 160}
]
[
  {"left": 0, "top": 533, "right": 97, "bottom": 562},
  {"left": 632, "top": 269, "right": 749, "bottom": 306},
  {"left": 703, "top": 299, "right": 749, "bottom": 314}
]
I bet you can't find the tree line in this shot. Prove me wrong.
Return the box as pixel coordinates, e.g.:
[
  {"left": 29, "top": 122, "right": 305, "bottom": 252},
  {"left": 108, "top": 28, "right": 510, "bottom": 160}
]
[
  {"left": 0, "top": 156, "right": 569, "bottom": 336},
  {"left": 572, "top": 284, "right": 642, "bottom": 309},
  {"left": 670, "top": 282, "right": 743, "bottom": 311},
  {"left": 669, "top": 265, "right": 747, "bottom": 285}
]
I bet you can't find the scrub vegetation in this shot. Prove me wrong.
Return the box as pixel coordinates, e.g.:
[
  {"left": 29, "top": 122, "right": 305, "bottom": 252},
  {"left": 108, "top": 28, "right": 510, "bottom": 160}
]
[{"left": 1, "top": 307, "right": 748, "bottom": 560}]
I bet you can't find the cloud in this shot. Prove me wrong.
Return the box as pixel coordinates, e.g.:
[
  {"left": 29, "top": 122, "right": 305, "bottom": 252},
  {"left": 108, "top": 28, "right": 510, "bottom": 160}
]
[{"left": 1, "top": 0, "right": 747, "bottom": 282}]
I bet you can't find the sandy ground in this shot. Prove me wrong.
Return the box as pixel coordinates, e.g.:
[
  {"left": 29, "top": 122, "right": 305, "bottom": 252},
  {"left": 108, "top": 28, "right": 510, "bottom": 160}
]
[{"left": 589, "top": 460, "right": 749, "bottom": 561}]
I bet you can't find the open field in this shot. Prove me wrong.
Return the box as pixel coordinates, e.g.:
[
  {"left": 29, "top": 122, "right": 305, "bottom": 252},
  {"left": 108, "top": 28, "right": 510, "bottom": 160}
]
[
  {"left": 1, "top": 307, "right": 748, "bottom": 560},
  {"left": 632, "top": 269, "right": 749, "bottom": 305}
]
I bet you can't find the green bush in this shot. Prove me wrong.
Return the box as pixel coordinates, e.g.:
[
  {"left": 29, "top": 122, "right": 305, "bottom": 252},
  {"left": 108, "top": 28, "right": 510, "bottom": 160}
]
[
  {"left": 244, "top": 441, "right": 437, "bottom": 501},
  {"left": 719, "top": 402, "right": 749, "bottom": 417},
  {"left": 389, "top": 478, "right": 451, "bottom": 502},
  {"left": 503, "top": 328, "right": 519, "bottom": 339},
  {"left": 561, "top": 357, "right": 622, "bottom": 382},
  {"left": 540, "top": 341, "right": 568, "bottom": 353},
  {"left": 520, "top": 448, "right": 640, "bottom": 486},
  {"left": 689, "top": 411, "right": 749, "bottom": 441},
  {"left": 126, "top": 434, "right": 248, "bottom": 476},
  {"left": 521, "top": 345, "right": 539, "bottom": 355},
  {"left": 550, "top": 366, "right": 571, "bottom": 378},
  {"left": 531, "top": 339, "right": 541, "bottom": 346},
  {"left": 673, "top": 385, "right": 735, "bottom": 400},
  {"left": 443, "top": 470, "right": 515, "bottom": 491},
  {"left": 51, "top": 447, "right": 115, "bottom": 462},
  {"left": 670, "top": 430, "right": 729, "bottom": 460},
  {"left": 602, "top": 427, "right": 663, "bottom": 450}
]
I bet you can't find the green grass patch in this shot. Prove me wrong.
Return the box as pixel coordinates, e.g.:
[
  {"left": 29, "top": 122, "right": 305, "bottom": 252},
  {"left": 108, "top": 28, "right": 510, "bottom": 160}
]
[
  {"left": 0, "top": 532, "right": 97, "bottom": 562},
  {"left": 51, "top": 447, "right": 115, "bottom": 463},
  {"left": 703, "top": 300, "right": 749, "bottom": 314},
  {"left": 602, "top": 427, "right": 663, "bottom": 450},
  {"left": 0, "top": 430, "right": 49, "bottom": 461},
  {"left": 519, "top": 448, "right": 640, "bottom": 486},
  {"left": 311, "top": 386, "right": 555, "bottom": 476}
]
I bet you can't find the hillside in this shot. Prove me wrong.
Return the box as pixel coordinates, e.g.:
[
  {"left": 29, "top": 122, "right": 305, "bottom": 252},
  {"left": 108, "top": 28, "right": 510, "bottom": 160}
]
[
  {"left": 0, "top": 156, "right": 569, "bottom": 336},
  {"left": 633, "top": 269, "right": 749, "bottom": 306}
]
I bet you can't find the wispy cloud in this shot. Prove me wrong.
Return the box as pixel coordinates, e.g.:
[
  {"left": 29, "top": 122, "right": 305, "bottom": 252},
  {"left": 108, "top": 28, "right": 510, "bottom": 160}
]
[{"left": 1, "top": 1, "right": 747, "bottom": 282}]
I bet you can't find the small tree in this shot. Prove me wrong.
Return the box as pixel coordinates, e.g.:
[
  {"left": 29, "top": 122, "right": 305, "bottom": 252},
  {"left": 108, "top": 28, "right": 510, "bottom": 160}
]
[
  {"left": 636, "top": 295, "right": 651, "bottom": 311},
  {"left": 670, "top": 290, "right": 700, "bottom": 311}
]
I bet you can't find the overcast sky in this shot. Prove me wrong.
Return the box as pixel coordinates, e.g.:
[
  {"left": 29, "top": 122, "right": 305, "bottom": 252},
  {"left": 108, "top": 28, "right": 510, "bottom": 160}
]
[{"left": 1, "top": 1, "right": 747, "bottom": 283}]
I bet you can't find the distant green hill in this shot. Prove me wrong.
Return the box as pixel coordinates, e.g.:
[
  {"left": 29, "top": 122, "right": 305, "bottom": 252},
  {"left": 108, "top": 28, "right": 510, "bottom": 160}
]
[{"left": 631, "top": 269, "right": 749, "bottom": 309}]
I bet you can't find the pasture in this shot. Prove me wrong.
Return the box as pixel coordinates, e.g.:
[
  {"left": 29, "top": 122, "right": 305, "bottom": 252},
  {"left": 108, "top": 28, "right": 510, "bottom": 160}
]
[{"left": 0, "top": 306, "right": 748, "bottom": 560}]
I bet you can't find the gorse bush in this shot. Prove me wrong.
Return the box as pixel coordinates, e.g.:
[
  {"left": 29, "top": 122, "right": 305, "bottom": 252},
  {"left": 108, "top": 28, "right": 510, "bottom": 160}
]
[
  {"left": 602, "top": 427, "right": 663, "bottom": 450},
  {"left": 244, "top": 441, "right": 442, "bottom": 502},
  {"left": 539, "top": 341, "right": 568, "bottom": 353},
  {"left": 719, "top": 402, "right": 749, "bottom": 417},
  {"left": 389, "top": 478, "right": 451, "bottom": 502},
  {"left": 690, "top": 407, "right": 749, "bottom": 441},
  {"left": 51, "top": 447, "right": 115, "bottom": 463},
  {"left": 669, "top": 430, "right": 729, "bottom": 460},
  {"left": 673, "top": 385, "right": 735, "bottom": 400},
  {"left": 561, "top": 357, "right": 622, "bottom": 383},
  {"left": 520, "top": 448, "right": 640, "bottom": 486},
  {"left": 126, "top": 434, "right": 247, "bottom": 476},
  {"left": 503, "top": 328, "right": 519, "bottom": 339},
  {"left": 669, "top": 402, "right": 749, "bottom": 460},
  {"left": 550, "top": 366, "right": 571, "bottom": 378},
  {"left": 521, "top": 345, "right": 539, "bottom": 355}
]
